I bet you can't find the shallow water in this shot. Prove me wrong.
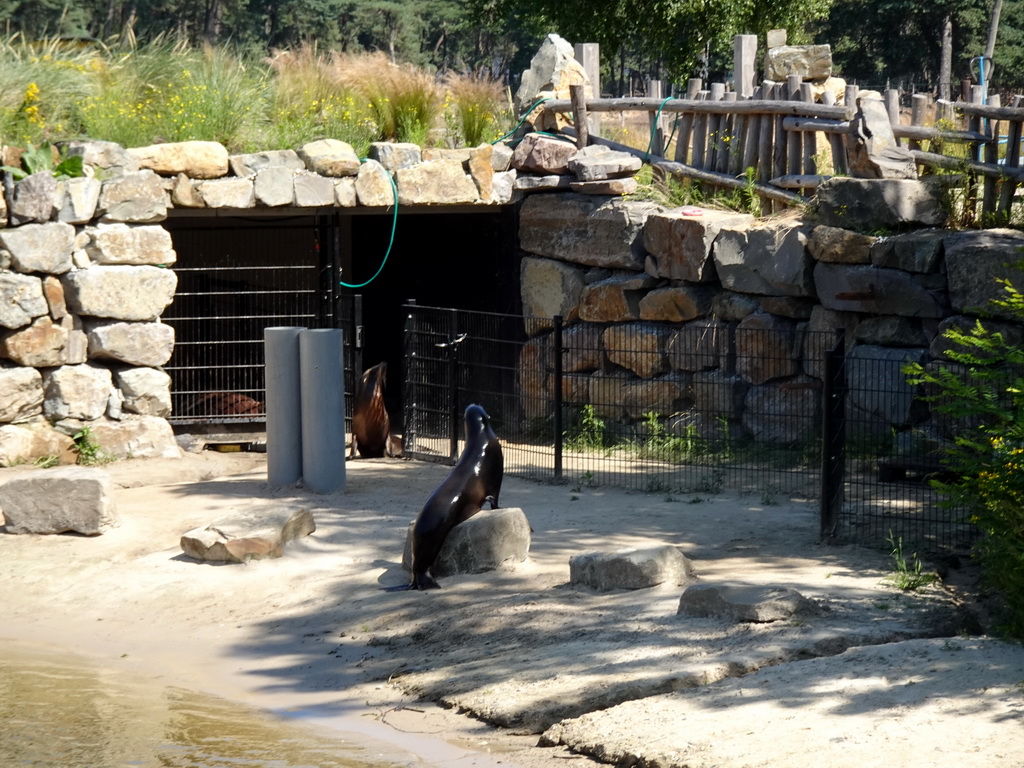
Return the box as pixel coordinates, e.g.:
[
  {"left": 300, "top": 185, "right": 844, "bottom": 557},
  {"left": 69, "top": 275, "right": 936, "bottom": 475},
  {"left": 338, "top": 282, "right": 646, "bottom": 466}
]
[{"left": 0, "top": 642, "right": 404, "bottom": 768}]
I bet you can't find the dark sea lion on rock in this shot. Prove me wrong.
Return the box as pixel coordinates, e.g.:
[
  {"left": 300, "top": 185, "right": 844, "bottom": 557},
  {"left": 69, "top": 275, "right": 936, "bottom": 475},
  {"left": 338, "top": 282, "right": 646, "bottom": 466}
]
[
  {"left": 350, "top": 362, "right": 402, "bottom": 459},
  {"left": 407, "top": 404, "right": 504, "bottom": 590}
]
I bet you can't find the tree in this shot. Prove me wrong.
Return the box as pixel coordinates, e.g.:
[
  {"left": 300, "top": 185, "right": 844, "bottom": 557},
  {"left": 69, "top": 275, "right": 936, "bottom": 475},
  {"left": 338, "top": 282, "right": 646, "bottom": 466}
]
[{"left": 811, "top": 0, "right": 988, "bottom": 90}]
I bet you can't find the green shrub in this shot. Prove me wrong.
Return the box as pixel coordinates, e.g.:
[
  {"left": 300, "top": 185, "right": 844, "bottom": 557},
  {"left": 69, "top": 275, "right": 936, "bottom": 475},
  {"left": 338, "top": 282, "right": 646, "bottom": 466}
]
[{"left": 905, "top": 277, "right": 1024, "bottom": 639}]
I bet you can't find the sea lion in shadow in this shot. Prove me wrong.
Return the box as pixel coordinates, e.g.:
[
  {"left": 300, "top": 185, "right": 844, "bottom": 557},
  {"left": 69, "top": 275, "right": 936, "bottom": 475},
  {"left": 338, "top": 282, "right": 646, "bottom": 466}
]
[
  {"left": 350, "top": 362, "right": 402, "bottom": 459},
  {"left": 396, "top": 404, "right": 504, "bottom": 591}
]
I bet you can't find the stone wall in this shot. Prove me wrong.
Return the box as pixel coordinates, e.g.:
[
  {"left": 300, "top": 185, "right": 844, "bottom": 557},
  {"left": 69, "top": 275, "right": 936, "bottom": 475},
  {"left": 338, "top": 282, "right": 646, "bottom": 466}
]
[
  {"left": 0, "top": 136, "right": 522, "bottom": 466},
  {"left": 517, "top": 177, "right": 1024, "bottom": 450}
]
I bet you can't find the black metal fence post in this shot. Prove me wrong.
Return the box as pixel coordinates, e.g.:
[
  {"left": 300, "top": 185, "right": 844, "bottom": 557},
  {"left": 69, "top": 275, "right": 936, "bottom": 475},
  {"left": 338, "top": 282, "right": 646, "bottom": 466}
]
[
  {"left": 820, "top": 329, "right": 847, "bottom": 541},
  {"left": 553, "top": 314, "right": 564, "bottom": 481},
  {"left": 402, "top": 301, "right": 416, "bottom": 456},
  {"left": 448, "top": 308, "right": 460, "bottom": 462}
]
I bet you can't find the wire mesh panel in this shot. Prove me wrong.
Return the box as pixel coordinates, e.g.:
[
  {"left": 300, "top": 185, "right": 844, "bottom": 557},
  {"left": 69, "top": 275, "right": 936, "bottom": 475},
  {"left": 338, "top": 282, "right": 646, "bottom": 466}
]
[
  {"left": 837, "top": 348, "right": 975, "bottom": 553},
  {"left": 402, "top": 305, "right": 976, "bottom": 553},
  {"left": 163, "top": 217, "right": 355, "bottom": 427},
  {"left": 402, "top": 304, "right": 554, "bottom": 481}
]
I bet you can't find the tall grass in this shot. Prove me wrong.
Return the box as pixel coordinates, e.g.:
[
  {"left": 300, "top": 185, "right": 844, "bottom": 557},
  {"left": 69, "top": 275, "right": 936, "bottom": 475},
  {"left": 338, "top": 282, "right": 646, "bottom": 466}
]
[
  {"left": 0, "top": 34, "right": 506, "bottom": 154},
  {"left": 0, "top": 34, "right": 98, "bottom": 145},
  {"left": 79, "top": 37, "right": 266, "bottom": 150},
  {"left": 261, "top": 45, "right": 376, "bottom": 155},
  {"left": 444, "top": 71, "right": 509, "bottom": 147},
  {"left": 332, "top": 51, "right": 442, "bottom": 146}
]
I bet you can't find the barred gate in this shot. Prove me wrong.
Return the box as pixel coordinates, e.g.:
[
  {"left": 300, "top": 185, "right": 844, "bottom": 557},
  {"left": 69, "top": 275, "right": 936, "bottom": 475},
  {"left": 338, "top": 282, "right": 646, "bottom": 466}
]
[
  {"left": 403, "top": 304, "right": 973, "bottom": 553},
  {"left": 163, "top": 215, "right": 361, "bottom": 430}
]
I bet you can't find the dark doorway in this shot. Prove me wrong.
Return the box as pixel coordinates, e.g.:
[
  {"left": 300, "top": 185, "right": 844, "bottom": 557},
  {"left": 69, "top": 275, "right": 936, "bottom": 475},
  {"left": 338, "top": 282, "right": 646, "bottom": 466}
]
[
  {"left": 161, "top": 205, "right": 519, "bottom": 431},
  {"left": 347, "top": 206, "right": 519, "bottom": 421}
]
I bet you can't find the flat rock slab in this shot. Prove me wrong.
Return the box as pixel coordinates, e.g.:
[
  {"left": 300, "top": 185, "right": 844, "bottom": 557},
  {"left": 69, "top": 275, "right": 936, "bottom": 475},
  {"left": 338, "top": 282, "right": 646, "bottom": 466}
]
[
  {"left": 0, "top": 466, "right": 118, "bottom": 535},
  {"left": 570, "top": 544, "right": 695, "bottom": 591},
  {"left": 541, "top": 637, "right": 1024, "bottom": 768},
  {"left": 180, "top": 506, "right": 315, "bottom": 563},
  {"left": 402, "top": 507, "right": 531, "bottom": 577},
  {"left": 678, "top": 583, "right": 821, "bottom": 622}
]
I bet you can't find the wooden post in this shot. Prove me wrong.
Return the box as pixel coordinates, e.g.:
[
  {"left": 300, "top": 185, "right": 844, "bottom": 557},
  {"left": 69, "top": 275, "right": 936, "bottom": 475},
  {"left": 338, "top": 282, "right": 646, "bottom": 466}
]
[
  {"left": 648, "top": 79, "right": 665, "bottom": 157},
  {"left": 707, "top": 82, "right": 726, "bottom": 170},
  {"left": 693, "top": 90, "right": 710, "bottom": 168},
  {"left": 983, "top": 93, "right": 1000, "bottom": 220},
  {"left": 884, "top": 88, "right": 901, "bottom": 146},
  {"left": 909, "top": 93, "right": 929, "bottom": 151},
  {"left": 741, "top": 84, "right": 762, "bottom": 172},
  {"left": 758, "top": 81, "right": 776, "bottom": 183},
  {"left": 723, "top": 91, "right": 739, "bottom": 174},
  {"left": 800, "top": 82, "right": 816, "bottom": 179},
  {"left": 574, "top": 43, "right": 601, "bottom": 135},
  {"left": 774, "top": 82, "right": 788, "bottom": 181},
  {"left": 999, "top": 97, "right": 1023, "bottom": 215},
  {"left": 734, "top": 35, "right": 758, "bottom": 98},
  {"left": 786, "top": 75, "right": 802, "bottom": 175},
  {"left": 845, "top": 84, "right": 859, "bottom": 110},
  {"left": 569, "top": 84, "right": 589, "bottom": 149}
]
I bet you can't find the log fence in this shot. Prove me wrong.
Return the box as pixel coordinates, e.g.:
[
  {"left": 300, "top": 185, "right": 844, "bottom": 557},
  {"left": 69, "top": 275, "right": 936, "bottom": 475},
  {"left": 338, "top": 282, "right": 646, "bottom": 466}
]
[{"left": 541, "top": 78, "right": 1024, "bottom": 221}]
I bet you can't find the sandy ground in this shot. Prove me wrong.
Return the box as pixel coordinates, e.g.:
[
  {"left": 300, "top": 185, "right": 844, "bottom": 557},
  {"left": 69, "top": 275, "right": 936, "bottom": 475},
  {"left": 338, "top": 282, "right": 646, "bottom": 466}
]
[{"left": 1, "top": 449, "right": 1023, "bottom": 768}]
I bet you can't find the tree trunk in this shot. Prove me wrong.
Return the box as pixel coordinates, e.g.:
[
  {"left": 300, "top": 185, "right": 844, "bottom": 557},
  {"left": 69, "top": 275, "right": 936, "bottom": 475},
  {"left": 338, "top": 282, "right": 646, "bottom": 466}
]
[
  {"left": 939, "top": 13, "right": 953, "bottom": 101},
  {"left": 204, "top": 0, "right": 222, "bottom": 44},
  {"left": 985, "top": 0, "right": 1003, "bottom": 60}
]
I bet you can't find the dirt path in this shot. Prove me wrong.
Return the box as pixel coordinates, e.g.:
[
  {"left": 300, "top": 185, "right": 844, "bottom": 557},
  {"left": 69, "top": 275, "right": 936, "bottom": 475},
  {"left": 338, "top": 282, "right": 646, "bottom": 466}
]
[{"left": 1, "top": 452, "right": 1022, "bottom": 767}]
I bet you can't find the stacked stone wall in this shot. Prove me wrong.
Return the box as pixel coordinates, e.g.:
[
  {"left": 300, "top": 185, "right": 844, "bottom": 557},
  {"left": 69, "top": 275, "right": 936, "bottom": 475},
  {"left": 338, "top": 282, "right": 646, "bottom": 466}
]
[
  {"left": 0, "top": 136, "right": 527, "bottom": 466},
  {"left": 518, "top": 179, "right": 1024, "bottom": 453}
]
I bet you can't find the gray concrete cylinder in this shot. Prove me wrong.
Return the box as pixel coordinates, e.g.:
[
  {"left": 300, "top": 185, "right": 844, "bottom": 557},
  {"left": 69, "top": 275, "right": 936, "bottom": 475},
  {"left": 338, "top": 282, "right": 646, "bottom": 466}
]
[
  {"left": 264, "top": 326, "right": 305, "bottom": 486},
  {"left": 299, "top": 328, "right": 346, "bottom": 493}
]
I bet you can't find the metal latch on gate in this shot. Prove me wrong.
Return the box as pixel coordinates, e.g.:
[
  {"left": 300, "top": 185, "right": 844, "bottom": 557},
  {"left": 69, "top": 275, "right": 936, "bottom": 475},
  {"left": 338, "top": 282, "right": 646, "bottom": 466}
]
[
  {"left": 435, "top": 333, "right": 467, "bottom": 348},
  {"left": 355, "top": 325, "right": 364, "bottom": 348}
]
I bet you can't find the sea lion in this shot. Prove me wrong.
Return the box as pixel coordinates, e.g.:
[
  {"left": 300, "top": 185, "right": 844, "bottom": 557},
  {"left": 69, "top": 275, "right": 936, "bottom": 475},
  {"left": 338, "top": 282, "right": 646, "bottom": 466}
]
[
  {"left": 407, "top": 403, "right": 504, "bottom": 590},
  {"left": 350, "top": 362, "right": 402, "bottom": 459}
]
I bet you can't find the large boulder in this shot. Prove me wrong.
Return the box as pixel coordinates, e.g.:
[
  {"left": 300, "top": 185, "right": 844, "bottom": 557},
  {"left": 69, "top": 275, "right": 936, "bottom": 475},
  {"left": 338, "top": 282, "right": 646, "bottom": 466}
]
[
  {"left": 43, "top": 364, "right": 113, "bottom": 421},
  {"left": 97, "top": 170, "right": 167, "bottom": 223},
  {"left": 764, "top": 44, "right": 832, "bottom": 81},
  {"left": 0, "top": 420, "right": 77, "bottom": 467},
  {"left": 678, "top": 583, "right": 820, "bottom": 622},
  {"left": 520, "top": 257, "right": 586, "bottom": 334},
  {"left": 297, "top": 139, "right": 361, "bottom": 177},
  {"left": 511, "top": 133, "right": 579, "bottom": 176},
  {"left": 229, "top": 149, "right": 305, "bottom": 177},
  {"left": 813, "top": 262, "right": 945, "bottom": 318},
  {"left": 0, "top": 221, "right": 75, "bottom": 273},
  {"left": 570, "top": 545, "right": 696, "bottom": 591},
  {"left": 86, "top": 320, "right": 174, "bottom": 366},
  {"left": 181, "top": 506, "right": 315, "bottom": 563},
  {"left": 196, "top": 178, "right": 256, "bottom": 208},
  {"left": 401, "top": 507, "right": 532, "bottom": 577},
  {"left": 603, "top": 323, "right": 672, "bottom": 378},
  {"left": 0, "top": 466, "right": 118, "bottom": 535},
  {"left": 61, "top": 265, "right": 177, "bottom": 321},
  {"left": 846, "top": 95, "right": 917, "bottom": 179},
  {"left": 127, "top": 141, "right": 229, "bottom": 179},
  {"left": 83, "top": 223, "right": 176, "bottom": 266},
  {"left": 735, "top": 312, "right": 802, "bottom": 385},
  {"left": 713, "top": 220, "right": 815, "bottom": 296},
  {"left": 816, "top": 177, "right": 947, "bottom": 230},
  {"left": 943, "top": 229, "right": 1024, "bottom": 319},
  {"left": 514, "top": 34, "right": 592, "bottom": 129},
  {"left": 396, "top": 159, "right": 479, "bottom": 204},
  {"left": 0, "top": 315, "right": 71, "bottom": 367},
  {"left": 520, "top": 193, "right": 660, "bottom": 270},
  {"left": 0, "top": 365, "right": 44, "bottom": 423},
  {"left": 644, "top": 207, "right": 752, "bottom": 283},
  {"left": 847, "top": 344, "right": 927, "bottom": 426},
  {"left": 0, "top": 273, "right": 50, "bottom": 330}
]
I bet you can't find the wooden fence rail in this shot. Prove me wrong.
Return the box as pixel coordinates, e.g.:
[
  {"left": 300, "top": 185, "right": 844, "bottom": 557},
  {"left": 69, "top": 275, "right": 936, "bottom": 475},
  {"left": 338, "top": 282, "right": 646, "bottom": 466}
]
[{"left": 540, "top": 79, "right": 1024, "bottom": 221}]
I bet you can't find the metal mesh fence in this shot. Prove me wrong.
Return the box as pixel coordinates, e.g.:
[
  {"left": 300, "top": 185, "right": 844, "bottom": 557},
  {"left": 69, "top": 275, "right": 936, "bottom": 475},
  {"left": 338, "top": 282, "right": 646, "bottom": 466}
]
[
  {"left": 163, "top": 218, "right": 357, "bottom": 428},
  {"left": 402, "top": 304, "right": 974, "bottom": 553}
]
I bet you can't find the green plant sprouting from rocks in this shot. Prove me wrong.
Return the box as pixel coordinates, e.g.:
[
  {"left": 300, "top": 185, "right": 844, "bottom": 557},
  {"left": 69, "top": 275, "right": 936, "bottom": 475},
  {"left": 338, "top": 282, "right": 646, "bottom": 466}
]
[
  {"left": 564, "top": 404, "right": 609, "bottom": 452},
  {"left": 73, "top": 426, "right": 111, "bottom": 466},
  {"left": 0, "top": 141, "right": 83, "bottom": 181},
  {"left": 904, "top": 275, "right": 1024, "bottom": 639},
  {"left": 884, "top": 531, "right": 937, "bottom": 592}
]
